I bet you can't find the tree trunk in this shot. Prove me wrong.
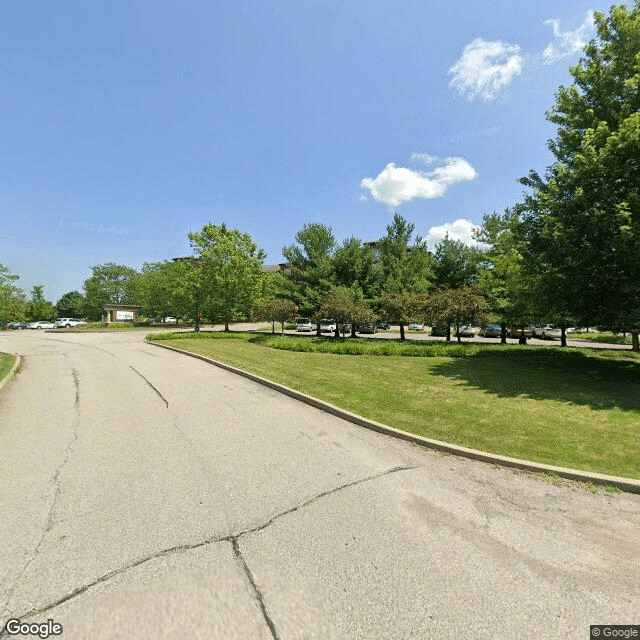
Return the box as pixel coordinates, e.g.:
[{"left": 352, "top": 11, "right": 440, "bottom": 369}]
[
  {"left": 632, "top": 330, "right": 639, "bottom": 352},
  {"left": 446, "top": 325, "right": 451, "bottom": 342},
  {"left": 560, "top": 326, "right": 567, "bottom": 347},
  {"left": 456, "top": 322, "right": 461, "bottom": 343},
  {"left": 194, "top": 323, "right": 200, "bottom": 332},
  {"left": 351, "top": 322, "right": 356, "bottom": 337},
  {"left": 316, "top": 323, "right": 321, "bottom": 337},
  {"left": 280, "top": 321, "right": 284, "bottom": 335},
  {"left": 334, "top": 325, "right": 340, "bottom": 339},
  {"left": 400, "top": 323, "right": 405, "bottom": 341},
  {"left": 224, "top": 320, "right": 230, "bottom": 332},
  {"left": 272, "top": 321, "right": 276, "bottom": 335},
  {"left": 500, "top": 322, "right": 507, "bottom": 344},
  {"left": 518, "top": 326, "right": 527, "bottom": 345}
]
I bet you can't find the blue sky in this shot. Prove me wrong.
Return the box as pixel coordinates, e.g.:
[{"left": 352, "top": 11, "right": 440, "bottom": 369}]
[{"left": 0, "top": 0, "right": 615, "bottom": 302}]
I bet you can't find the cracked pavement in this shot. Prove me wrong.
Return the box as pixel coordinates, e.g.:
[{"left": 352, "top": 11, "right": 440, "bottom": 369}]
[{"left": 0, "top": 331, "right": 638, "bottom": 640}]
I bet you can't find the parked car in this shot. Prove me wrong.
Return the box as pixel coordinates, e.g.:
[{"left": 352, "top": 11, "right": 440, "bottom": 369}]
[
  {"left": 8, "top": 322, "right": 29, "bottom": 330},
  {"left": 430, "top": 324, "right": 449, "bottom": 337},
  {"left": 479, "top": 324, "right": 502, "bottom": 338},
  {"left": 456, "top": 325, "right": 478, "bottom": 338},
  {"left": 508, "top": 326, "right": 534, "bottom": 338},
  {"left": 29, "top": 321, "right": 55, "bottom": 329},
  {"left": 55, "top": 318, "right": 86, "bottom": 328},
  {"left": 163, "top": 317, "right": 177, "bottom": 323},
  {"left": 337, "top": 323, "right": 351, "bottom": 336},
  {"left": 319, "top": 319, "right": 337, "bottom": 333},
  {"left": 296, "top": 318, "right": 316, "bottom": 332},
  {"left": 532, "top": 325, "right": 562, "bottom": 340},
  {"left": 357, "top": 323, "right": 378, "bottom": 334},
  {"left": 408, "top": 323, "right": 424, "bottom": 331},
  {"left": 377, "top": 320, "right": 390, "bottom": 330}
]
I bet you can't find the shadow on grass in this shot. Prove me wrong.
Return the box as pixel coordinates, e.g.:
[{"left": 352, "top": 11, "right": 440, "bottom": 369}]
[{"left": 431, "top": 355, "right": 640, "bottom": 412}]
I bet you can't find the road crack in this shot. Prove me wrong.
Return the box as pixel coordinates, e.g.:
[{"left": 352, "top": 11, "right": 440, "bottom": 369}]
[
  {"left": 1, "top": 368, "right": 81, "bottom": 620},
  {"left": 0, "top": 466, "right": 414, "bottom": 635}
]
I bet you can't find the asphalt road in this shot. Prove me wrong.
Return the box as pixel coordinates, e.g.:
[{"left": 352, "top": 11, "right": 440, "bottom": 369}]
[{"left": 0, "top": 330, "right": 638, "bottom": 640}]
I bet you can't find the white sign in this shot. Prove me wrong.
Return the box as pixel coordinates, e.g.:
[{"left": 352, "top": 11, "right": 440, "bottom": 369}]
[{"left": 116, "top": 311, "right": 134, "bottom": 321}]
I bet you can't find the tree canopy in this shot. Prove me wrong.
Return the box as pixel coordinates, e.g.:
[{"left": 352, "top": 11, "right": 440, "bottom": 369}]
[{"left": 515, "top": 2, "right": 640, "bottom": 348}]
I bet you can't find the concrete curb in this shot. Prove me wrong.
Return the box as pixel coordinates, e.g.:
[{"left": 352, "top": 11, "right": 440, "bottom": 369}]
[
  {"left": 147, "top": 338, "right": 640, "bottom": 494},
  {"left": 0, "top": 354, "right": 21, "bottom": 395}
]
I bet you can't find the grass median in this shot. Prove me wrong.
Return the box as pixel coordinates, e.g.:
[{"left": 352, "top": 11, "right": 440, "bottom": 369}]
[
  {"left": 149, "top": 332, "right": 640, "bottom": 479},
  {"left": 0, "top": 352, "right": 17, "bottom": 385}
]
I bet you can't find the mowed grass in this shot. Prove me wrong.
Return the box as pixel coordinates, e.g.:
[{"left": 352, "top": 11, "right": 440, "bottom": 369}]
[
  {"left": 150, "top": 332, "right": 640, "bottom": 479},
  {"left": 0, "top": 352, "right": 17, "bottom": 383}
]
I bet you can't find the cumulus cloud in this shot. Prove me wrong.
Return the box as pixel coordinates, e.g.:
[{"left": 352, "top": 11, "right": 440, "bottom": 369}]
[
  {"left": 425, "top": 219, "right": 483, "bottom": 250},
  {"left": 542, "top": 11, "right": 594, "bottom": 64},
  {"left": 449, "top": 38, "right": 523, "bottom": 101},
  {"left": 360, "top": 157, "right": 476, "bottom": 208}
]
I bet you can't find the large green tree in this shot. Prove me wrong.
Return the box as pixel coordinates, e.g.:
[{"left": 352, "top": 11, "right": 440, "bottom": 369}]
[
  {"left": 0, "top": 263, "right": 27, "bottom": 325},
  {"left": 378, "top": 213, "right": 433, "bottom": 294},
  {"left": 56, "top": 291, "right": 85, "bottom": 318},
  {"left": 189, "top": 222, "right": 267, "bottom": 331},
  {"left": 82, "top": 263, "right": 140, "bottom": 320},
  {"left": 282, "top": 223, "right": 336, "bottom": 319},
  {"left": 27, "top": 285, "right": 56, "bottom": 321},
  {"left": 433, "top": 235, "right": 479, "bottom": 289},
  {"left": 516, "top": 2, "right": 640, "bottom": 350}
]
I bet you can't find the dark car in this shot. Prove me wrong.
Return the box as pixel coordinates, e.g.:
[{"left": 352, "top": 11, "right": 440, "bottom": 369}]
[
  {"left": 480, "top": 324, "right": 502, "bottom": 338},
  {"left": 430, "top": 324, "right": 449, "bottom": 337},
  {"left": 358, "top": 323, "right": 378, "bottom": 334},
  {"left": 8, "top": 322, "right": 29, "bottom": 330}
]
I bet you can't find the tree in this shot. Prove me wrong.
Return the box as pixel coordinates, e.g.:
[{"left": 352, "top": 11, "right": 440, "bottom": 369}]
[
  {"left": 0, "top": 263, "right": 26, "bottom": 325},
  {"left": 379, "top": 213, "right": 433, "bottom": 294},
  {"left": 515, "top": 2, "right": 640, "bottom": 350},
  {"left": 425, "top": 286, "right": 490, "bottom": 343},
  {"left": 433, "top": 235, "right": 479, "bottom": 289},
  {"left": 332, "top": 236, "right": 378, "bottom": 302},
  {"left": 27, "top": 285, "right": 56, "bottom": 321},
  {"left": 378, "top": 291, "right": 425, "bottom": 341},
  {"left": 314, "top": 290, "right": 377, "bottom": 338},
  {"left": 282, "top": 223, "right": 336, "bottom": 323},
  {"left": 189, "top": 223, "right": 267, "bottom": 331},
  {"left": 256, "top": 299, "right": 299, "bottom": 334},
  {"left": 477, "top": 210, "right": 534, "bottom": 344},
  {"left": 82, "top": 263, "right": 139, "bottom": 320},
  {"left": 56, "top": 291, "right": 85, "bottom": 318}
]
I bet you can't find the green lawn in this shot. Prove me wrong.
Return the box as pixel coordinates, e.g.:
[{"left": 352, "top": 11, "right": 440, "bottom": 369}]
[
  {"left": 0, "top": 352, "right": 17, "bottom": 385},
  {"left": 149, "top": 332, "right": 640, "bottom": 479}
]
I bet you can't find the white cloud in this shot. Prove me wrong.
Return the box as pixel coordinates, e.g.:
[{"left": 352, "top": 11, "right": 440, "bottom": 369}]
[
  {"left": 360, "top": 157, "right": 476, "bottom": 208},
  {"left": 449, "top": 38, "right": 524, "bottom": 101},
  {"left": 542, "top": 11, "right": 594, "bottom": 64},
  {"left": 425, "top": 219, "right": 483, "bottom": 250},
  {"left": 410, "top": 153, "right": 437, "bottom": 165}
]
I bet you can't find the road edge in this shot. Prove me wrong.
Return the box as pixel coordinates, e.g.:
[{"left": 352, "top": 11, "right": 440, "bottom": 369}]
[
  {"left": 0, "top": 353, "right": 21, "bottom": 395},
  {"left": 147, "top": 338, "right": 640, "bottom": 494}
]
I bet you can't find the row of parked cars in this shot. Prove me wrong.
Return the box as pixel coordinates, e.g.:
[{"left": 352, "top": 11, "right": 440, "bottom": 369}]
[
  {"left": 296, "top": 319, "right": 386, "bottom": 334},
  {"left": 5, "top": 318, "right": 86, "bottom": 330},
  {"left": 295, "top": 319, "right": 571, "bottom": 341}
]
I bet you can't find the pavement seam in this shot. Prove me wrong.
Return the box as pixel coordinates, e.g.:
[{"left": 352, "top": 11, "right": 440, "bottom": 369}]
[
  {"left": 1, "top": 367, "right": 81, "bottom": 620},
  {"left": 146, "top": 339, "right": 640, "bottom": 494},
  {"left": 0, "top": 466, "right": 413, "bottom": 633}
]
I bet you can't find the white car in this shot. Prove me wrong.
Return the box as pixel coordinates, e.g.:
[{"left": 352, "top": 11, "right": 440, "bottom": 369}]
[
  {"left": 532, "top": 325, "right": 562, "bottom": 340},
  {"left": 163, "top": 317, "right": 177, "bottom": 323},
  {"left": 319, "top": 319, "right": 337, "bottom": 333},
  {"left": 29, "top": 321, "right": 55, "bottom": 329},
  {"left": 55, "top": 318, "right": 86, "bottom": 328},
  {"left": 296, "top": 318, "right": 316, "bottom": 332}
]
